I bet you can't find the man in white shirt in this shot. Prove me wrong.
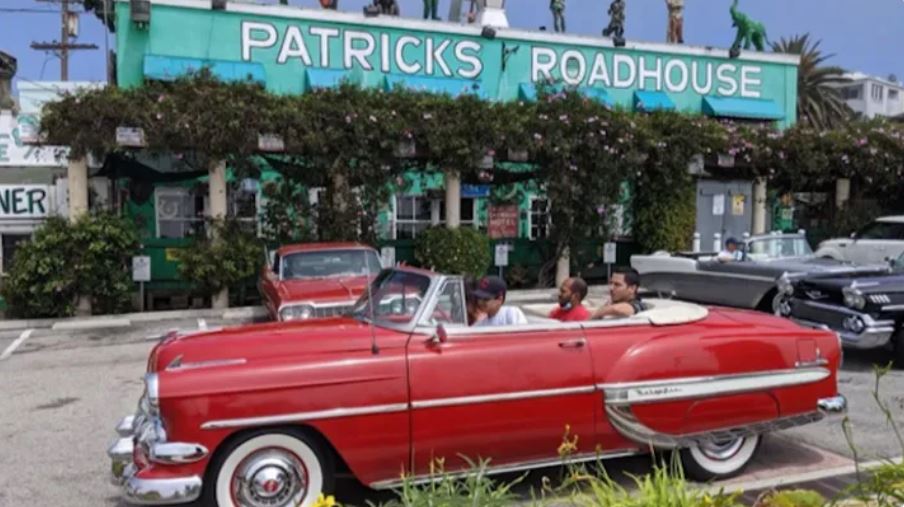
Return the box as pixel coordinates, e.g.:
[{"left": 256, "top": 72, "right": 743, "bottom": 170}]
[
  {"left": 471, "top": 275, "right": 528, "bottom": 327},
  {"left": 716, "top": 237, "right": 744, "bottom": 263}
]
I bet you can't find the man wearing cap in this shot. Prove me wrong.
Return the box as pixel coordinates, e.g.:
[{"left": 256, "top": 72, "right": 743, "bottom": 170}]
[
  {"left": 717, "top": 237, "right": 744, "bottom": 263},
  {"left": 472, "top": 275, "right": 528, "bottom": 327}
]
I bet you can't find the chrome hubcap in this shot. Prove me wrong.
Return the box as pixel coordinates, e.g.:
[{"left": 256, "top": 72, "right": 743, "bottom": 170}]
[
  {"left": 233, "top": 451, "right": 307, "bottom": 507},
  {"left": 698, "top": 437, "right": 745, "bottom": 461}
]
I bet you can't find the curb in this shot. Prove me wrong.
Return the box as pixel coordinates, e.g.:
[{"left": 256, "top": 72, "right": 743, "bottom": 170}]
[{"left": 1, "top": 305, "right": 269, "bottom": 332}]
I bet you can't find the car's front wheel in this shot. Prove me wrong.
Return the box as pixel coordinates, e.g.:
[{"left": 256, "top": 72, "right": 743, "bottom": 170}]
[
  {"left": 203, "top": 428, "right": 334, "bottom": 507},
  {"left": 680, "top": 434, "right": 760, "bottom": 481}
]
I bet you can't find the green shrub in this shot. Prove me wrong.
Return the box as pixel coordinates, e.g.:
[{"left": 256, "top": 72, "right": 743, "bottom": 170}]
[
  {"left": 753, "top": 489, "right": 825, "bottom": 507},
  {"left": 379, "top": 458, "right": 523, "bottom": 507},
  {"left": 2, "top": 213, "right": 139, "bottom": 318},
  {"left": 175, "top": 218, "right": 264, "bottom": 296},
  {"left": 414, "top": 226, "right": 491, "bottom": 279}
]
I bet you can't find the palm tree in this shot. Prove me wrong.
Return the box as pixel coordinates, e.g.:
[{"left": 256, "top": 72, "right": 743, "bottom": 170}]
[{"left": 772, "top": 34, "right": 852, "bottom": 130}]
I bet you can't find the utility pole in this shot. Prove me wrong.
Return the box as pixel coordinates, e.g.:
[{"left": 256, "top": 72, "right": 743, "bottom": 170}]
[{"left": 30, "top": 0, "right": 98, "bottom": 81}]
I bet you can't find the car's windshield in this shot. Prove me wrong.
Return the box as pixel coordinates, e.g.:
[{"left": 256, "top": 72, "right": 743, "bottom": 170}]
[
  {"left": 281, "top": 249, "right": 383, "bottom": 280},
  {"left": 745, "top": 237, "right": 813, "bottom": 260},
  {"left": 351, "top": 270, "right": 433, "bottom": 326}
]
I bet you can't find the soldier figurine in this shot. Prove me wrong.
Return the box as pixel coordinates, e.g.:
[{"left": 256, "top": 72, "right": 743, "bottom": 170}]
[
  {"left": 602, "top": 0, "right": 626, "bottom": 47},
  {"left": 666, "top": 0, "right": 684, "bottom": 43},
  {"left": 374, "top": 0, "right": 399, "bottom": 15},
  {"left": 319, "top": 0, "right": 338, "bottom": 9},
  {"left": 550, "top": 0, "right": 566, "bottom": 33},
  {"left": 423, "top": 0, "right": 440, "bottom": 20}
]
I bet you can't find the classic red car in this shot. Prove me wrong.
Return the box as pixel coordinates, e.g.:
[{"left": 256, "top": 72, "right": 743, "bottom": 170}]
[
  {"left": 109, "top": 267, "right": 846, "bottom": 506},
  {"left": 259, "top": 242, "right": 383, "bottom": 322}
]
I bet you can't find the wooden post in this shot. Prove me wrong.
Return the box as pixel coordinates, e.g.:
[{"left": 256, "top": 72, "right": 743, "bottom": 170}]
[
  {"left": 68, "top": 156, "right": 91, "bottom": 315},
  {"left": 835, "top": 178, "right": 851, "bottom": 210},
  {"left": 556, "top": 247, "right": 570, "bottom": 288},
  {"left": 209, "top": 159, "right": 229, "bottom": 309},
  {"left": 753, "top": 177, "right": 767, "bottom": 235},
  {"left": 445, "top": 173, "right": 461, "bottom": 229}
]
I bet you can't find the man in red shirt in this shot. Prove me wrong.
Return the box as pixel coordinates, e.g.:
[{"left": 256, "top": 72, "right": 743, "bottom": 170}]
[{"left": 549, "top": 277, "right": 591, "bottom": 321}]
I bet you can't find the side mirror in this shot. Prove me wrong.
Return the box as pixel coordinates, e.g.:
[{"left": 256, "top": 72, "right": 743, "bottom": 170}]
[
  {"left": 429, "top": 324, "right": 448, "bottom": 345},
  {"left": 849, "top": 232, "right": 857, "bottom": 240},
  {"left": 888, "top": 257, "right": 897, "bottom": 268}
]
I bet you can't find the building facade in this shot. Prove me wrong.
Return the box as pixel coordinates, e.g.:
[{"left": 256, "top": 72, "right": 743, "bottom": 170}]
[
  {"left": 111, "top": 0, "right": 800, "bottom": 291},
  {"left": 835, "top": 72, "right": 904, "bottom": 119}
]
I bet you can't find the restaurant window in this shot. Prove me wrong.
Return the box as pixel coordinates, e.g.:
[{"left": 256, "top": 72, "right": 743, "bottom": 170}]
[
  {"left": 156, "top": 187, "right": 206, "bottom": 239},
  {"left": 528, "top": 197, "right": 550, "bottom": 240},
  {"left": 232, "top": 179, "right": 260, "bottom": 235},
  {"left": 871, "top": 83, "right": 884, "bottom": 102},
  {"left": 439, "top": 197, "right": 479, "bottom": 228},
  {"left": 1, "top": 233, "right": 32, "bottom": 273},
  {"left": 841, "top": 85, "right": 862, "bottom": 100},
  {"left": 394, "top": 195, "right": 433, "bottom": 240}
]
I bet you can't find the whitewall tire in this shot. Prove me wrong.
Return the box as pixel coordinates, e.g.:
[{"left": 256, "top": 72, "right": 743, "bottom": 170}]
[
  {"left": 680, "top": 434, "right": 760, "bottom": 481},
  {"left": 204, "top": 429, "right": 333, "bottom": 507}
]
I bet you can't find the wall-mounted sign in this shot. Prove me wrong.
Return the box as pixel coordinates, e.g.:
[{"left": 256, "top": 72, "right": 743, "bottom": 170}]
[
  {"left": 494, "top": 243, "right": 509, "bottom": 267},
  {"left": 0, "top": 185, "right": 51, "bottom": 218},
  {"left": 487, "top": 204, "right": 519, "bottom": 239},
  {"left": 132, "top": 255, "right": 152, "bottom": 282},
  {"left": 0, "top": 113, "right": 63, "bottom": 167},
  {"left": 461, "top": 184, "right": 490, "bottom": 198}
]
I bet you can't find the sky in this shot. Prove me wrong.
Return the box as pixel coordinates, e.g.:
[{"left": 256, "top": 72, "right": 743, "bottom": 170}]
[{"left": 1, "top": 0, "right": 903, "bottom": 92}]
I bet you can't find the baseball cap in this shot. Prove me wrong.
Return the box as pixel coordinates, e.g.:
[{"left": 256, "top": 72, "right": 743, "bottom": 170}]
[
  {"left": 725, "top": 236, "right": 740, "bottom": 246},
  {"left": 472, "top": 275, "right": 507, "bottom": 300}
]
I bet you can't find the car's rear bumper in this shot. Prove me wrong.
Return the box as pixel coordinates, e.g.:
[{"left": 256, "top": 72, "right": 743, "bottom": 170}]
[
  {"left": 788, "top": 299, "right": 895, "bottom": 349},
  {"left": 108, "top": 415, "right": 204, "bottom": 505}
]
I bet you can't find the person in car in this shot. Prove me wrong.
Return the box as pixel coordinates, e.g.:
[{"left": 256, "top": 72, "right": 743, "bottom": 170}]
[
  {"left": 717, "top": 237, "right": 744, "bottom": 262},
  {"left": 590, "top": 267, "right": 647, "bottom": 319},
  {"left": 549, "top": 277, "right": 591, "bottom": 321},
  {"left": 472, "top": 276, "right": 528, "bottom": 327}
]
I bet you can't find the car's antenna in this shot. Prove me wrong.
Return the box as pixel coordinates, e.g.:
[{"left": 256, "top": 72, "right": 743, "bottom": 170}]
[{"left": 364, "top": 249, "right": 379, "bottom": 355}]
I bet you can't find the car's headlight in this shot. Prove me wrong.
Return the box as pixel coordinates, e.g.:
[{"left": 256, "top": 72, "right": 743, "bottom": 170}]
[
  {"left": 842, "top": 286, "right": 866, "bottom": 309},
  {"left": 777, "top": 273, "right": 794, "bottom": 295},
  {"left": 280, "top": 304, "right": 314, "bottom": 321}
]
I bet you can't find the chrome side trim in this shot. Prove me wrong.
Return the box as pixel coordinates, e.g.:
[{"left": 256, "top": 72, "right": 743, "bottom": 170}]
[
  {"left": 166, "top": 358, "right": 247, "bottom": 372},
  {"left": 599, "top": 367, "right": 831, "bottom": 406},
  {"left": 201, "top": 403, "right": 409, "bottom": 430},
  {"left": 882, "top": 303, "right": 904, "bottom": 311},
  {"left": 411, "top": 386, "right": 597, "bottom": 409},
  {"left": 116, "top": 415, "right": 136, "bottom": 437},
  {"left": 368, "top": 449, "right": 640, "bottom": 490},
  {"left": 605, "top": 404, "right": 824, "bottom": 449}
]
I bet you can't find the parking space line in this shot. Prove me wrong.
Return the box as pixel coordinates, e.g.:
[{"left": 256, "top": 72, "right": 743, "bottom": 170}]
[
  {"left": 197, "top": 318, "right": 207, "bottom": 330},
  {"left": 0, "top": 329, "right": 34, "bottom": 361}
]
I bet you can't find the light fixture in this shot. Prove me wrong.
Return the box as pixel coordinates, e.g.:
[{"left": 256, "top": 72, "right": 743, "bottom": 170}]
[
  {"left": 363, "top": 5, "right": 380, "bottom": 17},
  {"left": 501, "top": 42, "right": 519, "bottom": 71},
  {"left": 211, "top": 0, "right": 227, "bottom": 10},
  {"left": 116, "top": 126, "right": 146, "bottom": 148},
  {"left": 258, "top": 133, "right": 285, "bottom": 153},
  {"left": 130, "top": 0, "right": 150, "bottom": 24},
  {"left": 481, "top": 26, "right": 497, "bottom": 39}
]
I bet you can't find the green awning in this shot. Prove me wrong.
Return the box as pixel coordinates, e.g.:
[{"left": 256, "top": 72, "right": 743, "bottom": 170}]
[
  {"left": 633, "top": 91, "right": 675, "bottom": 112},
  {"left": 702, "top": 96, "right": 785, "bottom": 120},
  {"left": 304, "top": 68, "right": 352, "bottom": 91},
  {"left": 143, "top": 54, "right": 265, "bottom": 83},
  {"left": 384, "top": 74, "right": 486, "bottom": 98}
]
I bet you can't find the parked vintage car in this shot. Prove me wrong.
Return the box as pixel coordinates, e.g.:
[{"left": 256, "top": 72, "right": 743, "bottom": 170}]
[
  {"left": 632, "top": 233, "right": 880, "bottom": 313},
  {"left": 816, "top": 216, "right": 904, "bottom": 265},
  {"left": 776, "top": 252, "right": 904, "bottom": 360},
  {"left": 108, "top": 266, "right": 846, "bottom": 506},
  {"left": 259, "top": 242, "right": 383, "bottom": 322}
]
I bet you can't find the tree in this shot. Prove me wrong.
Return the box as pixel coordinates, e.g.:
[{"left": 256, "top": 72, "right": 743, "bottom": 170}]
[
  {"left": 772, "top": 34, "right": 851, "bottom": 130},
  {"left": 83, "top": 0, "right": 115, "bottom": 32}
]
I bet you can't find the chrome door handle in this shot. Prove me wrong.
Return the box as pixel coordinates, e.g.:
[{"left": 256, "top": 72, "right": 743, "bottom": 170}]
[{"left": 558, "top": 338, "right": 586, "bottom": 349}]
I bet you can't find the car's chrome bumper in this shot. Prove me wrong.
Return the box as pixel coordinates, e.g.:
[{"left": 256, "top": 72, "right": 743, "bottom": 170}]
[
  {"left": 108, "top": 415, "right": 204, "bottom": 505},
  {"left": 817, "top": 394, "right": 847, "bottom": 416},
  {"left": 788, "top": 299, "right": 895, "bottom": 349}
]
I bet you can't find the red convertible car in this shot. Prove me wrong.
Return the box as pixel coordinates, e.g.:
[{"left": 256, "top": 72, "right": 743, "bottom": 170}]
[
  {"left": 109, "top": 267, "right": 846, "bottom": 506},
  {"left": 259, "top": 242, "right": 383, "bottom": 322}
]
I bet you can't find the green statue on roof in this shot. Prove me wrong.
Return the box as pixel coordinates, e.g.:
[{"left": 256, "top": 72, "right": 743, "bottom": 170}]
[
  {"left": 423, "top": 0, "right": 440, "bottom": 20},
  {"left": 729, "top": 0, "right": 767, "bottom": 58},
  {"left": 550, "top": 0, "right": 566, "bottom": 33}
]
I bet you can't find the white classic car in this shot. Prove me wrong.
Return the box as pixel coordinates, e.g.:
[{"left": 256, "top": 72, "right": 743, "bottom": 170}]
[{"left": 816, "top": 216, "right": 904, "bottom": 265}]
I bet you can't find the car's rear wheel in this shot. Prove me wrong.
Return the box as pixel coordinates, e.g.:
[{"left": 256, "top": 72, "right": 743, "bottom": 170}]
[
  {"left": 680, "top": 434, "right": 760, "bottom": 481},
  {"left": 203, "top": 428, "right": 334, "bottom": 507}
]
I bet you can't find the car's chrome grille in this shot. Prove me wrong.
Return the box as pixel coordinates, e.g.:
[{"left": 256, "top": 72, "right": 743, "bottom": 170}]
[
  {"left": 312, "top": 304, "right": 355, "bottom": 318},
  {"left": 869, "top": 294, "right": 891, "bottom": 304}
]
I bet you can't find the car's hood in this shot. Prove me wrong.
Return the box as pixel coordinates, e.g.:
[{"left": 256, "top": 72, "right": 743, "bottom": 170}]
[
  {"left": 800, "top": 272, "right": 904, "bottom": 293},
  {"left": 764, "top": 256, "right": 884, "bottom": 274},
  {"left": 149, "top": 318, "right": 400, "bottom": 373},
  {"left": 276, "top": 276, "right": 371, "bottom": 303}
]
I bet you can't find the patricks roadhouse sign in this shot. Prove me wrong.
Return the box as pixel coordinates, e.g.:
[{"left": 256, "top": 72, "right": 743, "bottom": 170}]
[
  {"left": 239, "top": 19, "right": 769, "bottom": 99},
  {"left": 0, "top": 185, "right": 51, "bottom": 219}
]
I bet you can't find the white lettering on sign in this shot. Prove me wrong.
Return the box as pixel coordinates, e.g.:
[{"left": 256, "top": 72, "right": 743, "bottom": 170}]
[
  {"left": 278, "top": 25, "right": 313, "bottom": 65},
  {"left": 454, "top": 41, "right": 482, "bottom": 79},
  {"left": 0, "top": 113, "right": 63, "bottom": 167},
  {"left": 0, "top": 185, "right": 51, "bottom": 218},
  {"left": 691, "top": 61, "right": 714, "bottom": 95},
  {"left": 309, "top": 26, "right": 340, "bottom": 67},
  {"left": 242, "top": 21, "right": 278, "bottom": 61}
]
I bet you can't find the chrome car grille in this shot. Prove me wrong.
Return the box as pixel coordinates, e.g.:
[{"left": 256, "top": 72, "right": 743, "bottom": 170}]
[
  {"left": 312, "top": 304, "right": 355, "bottom": 318},
  {"left": 869, "top": 294, "right": 891, "bottom": 304}
]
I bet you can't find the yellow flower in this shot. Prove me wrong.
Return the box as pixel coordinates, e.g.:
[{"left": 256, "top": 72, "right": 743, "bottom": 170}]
[{"left": 312, "top": 493, "right": 338, "bottom": 507}]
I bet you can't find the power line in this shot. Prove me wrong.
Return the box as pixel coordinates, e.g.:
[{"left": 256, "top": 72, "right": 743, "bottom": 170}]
[
  {"left": 29, "top": 0, "right": 98, "bottom": 81},
  {"left": 0, "top": 8, "right": 63, "bottom": 12}
]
